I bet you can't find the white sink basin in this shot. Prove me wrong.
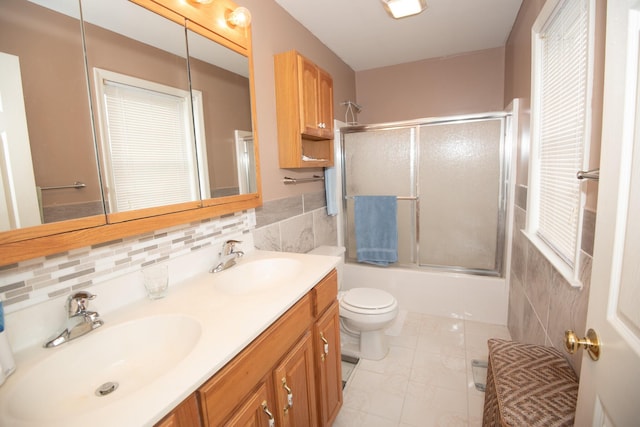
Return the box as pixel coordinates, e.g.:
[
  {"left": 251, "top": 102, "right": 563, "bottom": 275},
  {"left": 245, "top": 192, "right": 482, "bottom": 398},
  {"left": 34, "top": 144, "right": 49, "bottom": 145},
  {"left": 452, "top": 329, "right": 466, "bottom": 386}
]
[
  {"left": 214, "top": 258, "right": 304, "bottom": 295},
  {"left": 5, "top": 314, "right": 201, "bottom": 423}
]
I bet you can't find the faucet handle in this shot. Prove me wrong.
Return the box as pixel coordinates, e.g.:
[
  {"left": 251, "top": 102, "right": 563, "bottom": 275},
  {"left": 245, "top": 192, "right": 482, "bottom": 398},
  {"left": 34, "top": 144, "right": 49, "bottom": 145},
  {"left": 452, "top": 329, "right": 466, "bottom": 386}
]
[
  {"left": 67, "top": 291, "right": 96, "bottom": 317},
  {"left": 222, "top": 239, "right": 242, "bottom": 255}
]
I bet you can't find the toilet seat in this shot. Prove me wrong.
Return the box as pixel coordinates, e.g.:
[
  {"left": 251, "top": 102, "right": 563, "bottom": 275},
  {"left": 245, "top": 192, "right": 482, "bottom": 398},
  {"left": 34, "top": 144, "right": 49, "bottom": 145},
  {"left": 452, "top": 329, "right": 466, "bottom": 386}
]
[{"left": 340, "top": 288, "right": 397, "bottom": 315}]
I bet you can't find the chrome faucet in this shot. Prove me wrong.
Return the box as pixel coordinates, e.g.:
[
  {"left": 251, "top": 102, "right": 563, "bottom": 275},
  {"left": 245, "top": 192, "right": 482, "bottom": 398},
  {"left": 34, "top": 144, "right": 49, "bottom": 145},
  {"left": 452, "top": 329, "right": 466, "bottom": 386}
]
[
  {"left": 44, "top": 291, "right": 104, "bottom": 348},
  {"left": 210, "top": 239, "right": 245, "bottom": 273}
]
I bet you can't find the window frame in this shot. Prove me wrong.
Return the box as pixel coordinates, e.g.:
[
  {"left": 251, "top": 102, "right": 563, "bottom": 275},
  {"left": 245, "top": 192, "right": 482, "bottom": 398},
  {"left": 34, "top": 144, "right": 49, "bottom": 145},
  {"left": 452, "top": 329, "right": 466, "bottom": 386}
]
[
  {"left": 93, "top": 68, "right": 208, "bottom": 213},
  {"left": 526, "top": 0, "right": 596, "bottom": 288}
]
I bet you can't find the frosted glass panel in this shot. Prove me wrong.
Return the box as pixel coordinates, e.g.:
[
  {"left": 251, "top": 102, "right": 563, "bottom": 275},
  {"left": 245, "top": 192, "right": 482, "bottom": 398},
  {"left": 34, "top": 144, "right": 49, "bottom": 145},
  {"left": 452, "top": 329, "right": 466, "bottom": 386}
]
[
  {"left": 418, "top": 119, "right": 502, "bottom": 270},
  {"left": 343, "top": 128, "right": 415, "bottom": 197},
  {"left": 345, "top": 198, "right": 416, "bottom": 264},
  {"left": 341, "top": 114, "right": 506, "bottom": 275}
]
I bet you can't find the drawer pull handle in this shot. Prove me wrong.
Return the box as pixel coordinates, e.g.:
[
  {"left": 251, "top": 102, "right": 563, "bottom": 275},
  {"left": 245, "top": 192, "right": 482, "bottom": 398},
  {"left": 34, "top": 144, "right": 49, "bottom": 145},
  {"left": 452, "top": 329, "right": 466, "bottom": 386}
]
[
  {"left": 282, "top": 377, "right": 293, "bottom": 412},
  {"left": 320, "top": 332, "right": 329, "bottom": 361},
  {"left": 261, "top": 400, "right": 275, "bottom": 427}
]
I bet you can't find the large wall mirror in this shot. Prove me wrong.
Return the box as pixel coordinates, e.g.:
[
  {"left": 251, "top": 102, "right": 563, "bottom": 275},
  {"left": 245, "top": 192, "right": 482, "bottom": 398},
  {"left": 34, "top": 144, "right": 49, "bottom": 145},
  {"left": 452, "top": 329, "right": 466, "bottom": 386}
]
[
  {"left": 82, "top": 0, "right": 201, "bottom": 221},
  {"left": 0, "top": 0, "right": 261, "bottom": 264},
  {"left": 0, "top": 0, "right": 106, "bottom": 239},
  {"left": 187, "top": 28, "right": 257, "bottom": 201}
]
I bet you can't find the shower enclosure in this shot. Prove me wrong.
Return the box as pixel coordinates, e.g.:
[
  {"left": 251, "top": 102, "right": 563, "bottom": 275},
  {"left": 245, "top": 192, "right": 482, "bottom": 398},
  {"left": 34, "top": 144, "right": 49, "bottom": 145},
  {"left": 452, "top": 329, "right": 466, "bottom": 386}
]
[{"left": 341, "top": 112, "right": 510, "bottom": 276}]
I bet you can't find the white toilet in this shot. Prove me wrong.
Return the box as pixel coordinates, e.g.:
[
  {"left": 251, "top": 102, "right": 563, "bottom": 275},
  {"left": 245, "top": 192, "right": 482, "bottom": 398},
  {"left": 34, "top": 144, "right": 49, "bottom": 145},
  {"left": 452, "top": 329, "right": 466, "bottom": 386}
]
[{"left": 309, "top": 246, "right": 399, "bottom": 360}]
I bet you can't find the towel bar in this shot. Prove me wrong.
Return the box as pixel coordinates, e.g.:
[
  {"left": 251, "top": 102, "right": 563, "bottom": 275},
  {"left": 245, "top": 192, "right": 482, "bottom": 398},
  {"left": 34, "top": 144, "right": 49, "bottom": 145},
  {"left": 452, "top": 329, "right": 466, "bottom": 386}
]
[
  {"left": 283, "top": 175, "right": 324, "bottom": 184},
  {"left": 345, "top": 195, "right": 418, "bottom": 201},
  {"left": 40, "top": 181, "right": 86, "bottom": 190}
]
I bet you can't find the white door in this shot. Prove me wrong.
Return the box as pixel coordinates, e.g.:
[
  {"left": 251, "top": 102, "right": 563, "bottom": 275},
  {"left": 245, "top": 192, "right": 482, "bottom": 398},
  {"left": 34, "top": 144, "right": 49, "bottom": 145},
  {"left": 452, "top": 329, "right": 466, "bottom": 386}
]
[
  {"left": 574, "top": 1, "right": 640, "bottom": 425},
  {"left": 0, "top": 52, "right": 41, "bottom": 231}
]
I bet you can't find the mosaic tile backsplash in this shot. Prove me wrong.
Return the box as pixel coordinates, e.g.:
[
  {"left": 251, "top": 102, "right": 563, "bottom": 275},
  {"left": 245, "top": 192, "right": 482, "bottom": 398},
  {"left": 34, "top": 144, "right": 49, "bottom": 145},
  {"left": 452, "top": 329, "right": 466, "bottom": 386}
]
[
  {"left": 0, "top": 210, "right": 255, "bottom": 313},
  {"left": 0, "top": 189, "right": 336, "bottom": 315}
]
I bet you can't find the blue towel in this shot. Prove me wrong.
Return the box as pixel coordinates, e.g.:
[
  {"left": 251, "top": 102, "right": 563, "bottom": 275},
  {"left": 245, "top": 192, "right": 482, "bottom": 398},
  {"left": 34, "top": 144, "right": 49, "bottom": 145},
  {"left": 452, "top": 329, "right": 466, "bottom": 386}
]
[
  {"left": 354, "top": 196, "right": 398, "bottom": 266},
  {"left": 324, "top": 167, "right": 338, "bottom": 216}
]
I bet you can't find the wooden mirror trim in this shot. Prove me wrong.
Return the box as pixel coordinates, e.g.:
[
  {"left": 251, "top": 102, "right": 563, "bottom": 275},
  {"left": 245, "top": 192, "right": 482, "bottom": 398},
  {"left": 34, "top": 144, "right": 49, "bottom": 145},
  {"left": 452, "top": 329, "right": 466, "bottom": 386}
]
[
  {"left": 0, "top": 0, "right": 262, "bottom": 266},
  {"left": 136, "top": 0, "right": 250, "bottom": 52},
  {"left": 0, "top": 195, "right": 261, "bottom": 266}
]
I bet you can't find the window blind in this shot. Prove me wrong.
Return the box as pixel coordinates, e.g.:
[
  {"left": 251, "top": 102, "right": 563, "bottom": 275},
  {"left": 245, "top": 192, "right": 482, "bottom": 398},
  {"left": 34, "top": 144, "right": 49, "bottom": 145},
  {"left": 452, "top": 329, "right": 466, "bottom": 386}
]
[
  {"left": 102, "top": 81, "right": 198, "bottom": 212},
  {"left": 537, "top": 0, "right": 589, "bottom": 266}
]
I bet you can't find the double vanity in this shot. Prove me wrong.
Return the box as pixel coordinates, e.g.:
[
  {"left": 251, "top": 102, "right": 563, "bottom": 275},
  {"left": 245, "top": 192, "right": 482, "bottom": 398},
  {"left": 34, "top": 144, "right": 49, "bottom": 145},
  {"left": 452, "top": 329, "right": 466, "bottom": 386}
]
[{"left": 0, "top": 251, "right": 343, "bottom": 426}]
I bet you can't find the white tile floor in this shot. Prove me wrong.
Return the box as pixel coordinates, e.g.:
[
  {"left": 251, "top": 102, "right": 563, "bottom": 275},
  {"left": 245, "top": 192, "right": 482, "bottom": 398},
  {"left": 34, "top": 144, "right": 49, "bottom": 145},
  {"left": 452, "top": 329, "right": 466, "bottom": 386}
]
[{"left": 334, "top": 312, "right": 511, "bottom": 427}]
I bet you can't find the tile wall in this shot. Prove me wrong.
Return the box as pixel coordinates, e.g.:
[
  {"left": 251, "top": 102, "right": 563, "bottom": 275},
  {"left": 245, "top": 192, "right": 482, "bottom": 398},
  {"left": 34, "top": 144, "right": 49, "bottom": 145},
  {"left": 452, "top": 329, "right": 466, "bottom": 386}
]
[
  {"left": 252, "top": 191, "right": 338, "bottom": 252},
  {"left": 507, "top": 184, "right": 594, "bottom": 375},
  {"left": 0, "top": 211, "right": 255, "bottom": 313}
]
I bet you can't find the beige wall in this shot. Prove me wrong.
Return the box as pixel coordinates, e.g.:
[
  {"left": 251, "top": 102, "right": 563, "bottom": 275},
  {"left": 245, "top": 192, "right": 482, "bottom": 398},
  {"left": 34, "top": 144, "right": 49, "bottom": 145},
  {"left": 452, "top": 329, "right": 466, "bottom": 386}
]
[
  {"left": 355, "top": 47, "right": 505, "bottom": 124},
  {"left": 0, "top": 0, "right": 101, "bottom": 207},
  {"left": 239, "top": 0, "right": 357, "bottom": 202}
]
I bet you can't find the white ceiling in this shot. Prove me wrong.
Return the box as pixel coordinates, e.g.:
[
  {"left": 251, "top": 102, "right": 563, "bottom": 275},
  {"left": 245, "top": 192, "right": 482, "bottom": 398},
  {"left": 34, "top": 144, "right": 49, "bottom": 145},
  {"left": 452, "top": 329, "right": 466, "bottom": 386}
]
[{"left": 273, "top": 0, "right": 523, "bottom": 71}]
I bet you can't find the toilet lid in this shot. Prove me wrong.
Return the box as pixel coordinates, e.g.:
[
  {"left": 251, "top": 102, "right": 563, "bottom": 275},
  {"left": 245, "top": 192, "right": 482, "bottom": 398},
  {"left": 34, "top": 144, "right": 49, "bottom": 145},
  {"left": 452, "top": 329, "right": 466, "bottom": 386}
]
[{"left": 341, "top": 288, "right": 395, "bottom": 310}]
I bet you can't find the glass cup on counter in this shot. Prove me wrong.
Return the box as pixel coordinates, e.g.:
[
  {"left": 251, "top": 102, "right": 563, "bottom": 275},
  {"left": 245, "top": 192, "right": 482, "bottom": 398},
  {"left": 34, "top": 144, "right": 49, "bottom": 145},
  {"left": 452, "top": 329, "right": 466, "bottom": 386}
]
[{"left": 142, "top": 264, "right": 169, "bottom": 300}]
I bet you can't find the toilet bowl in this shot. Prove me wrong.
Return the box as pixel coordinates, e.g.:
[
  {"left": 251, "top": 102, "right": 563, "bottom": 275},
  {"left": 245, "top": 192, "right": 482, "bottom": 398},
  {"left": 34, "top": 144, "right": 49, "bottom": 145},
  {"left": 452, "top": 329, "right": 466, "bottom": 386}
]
[{"left": 308, "top": 246, "right": 399, "bottom": 360}]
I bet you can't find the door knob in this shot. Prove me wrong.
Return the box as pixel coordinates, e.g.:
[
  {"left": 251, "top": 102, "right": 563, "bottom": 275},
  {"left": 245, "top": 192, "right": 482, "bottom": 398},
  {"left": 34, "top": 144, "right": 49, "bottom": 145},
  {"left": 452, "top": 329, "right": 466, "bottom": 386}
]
[{"left": 564, "top": 328, "right": 600, "bottom": 361}]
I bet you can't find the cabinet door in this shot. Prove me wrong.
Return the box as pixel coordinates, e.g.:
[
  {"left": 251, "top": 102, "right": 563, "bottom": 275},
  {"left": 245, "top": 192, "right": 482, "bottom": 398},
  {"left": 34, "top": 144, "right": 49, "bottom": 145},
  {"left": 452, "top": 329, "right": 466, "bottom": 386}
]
[
  {"left": 298, "top": 55, "right": 321, "bottom": 137},
  {"left": 155, "top": 394, "right": 201, "bottom": 427},
  {"left": 317, "top": 68, "right": 334, "bottom": 138},
  {"left": 273, "top": 332, "right": 318, "bottom": 427},
  {"left": 223, "top": 381, "right": 275, "bottom": 427},
  {"left": 315, "top": 302, "right": 343, "bottom": 426}
]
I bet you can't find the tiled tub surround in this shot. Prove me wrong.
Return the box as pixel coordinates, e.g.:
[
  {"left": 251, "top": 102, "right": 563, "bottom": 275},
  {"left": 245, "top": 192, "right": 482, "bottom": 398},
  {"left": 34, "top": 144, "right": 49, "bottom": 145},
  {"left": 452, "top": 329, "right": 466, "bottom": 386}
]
[
  {"left": 0, "top": 210, "right": 256, "bottom": 314},
  {"left": 508, "top": 184, "right": 595, "bottom": 374},
  {"left": 252, "top": 191, "right": 338, "bottom": 252}
]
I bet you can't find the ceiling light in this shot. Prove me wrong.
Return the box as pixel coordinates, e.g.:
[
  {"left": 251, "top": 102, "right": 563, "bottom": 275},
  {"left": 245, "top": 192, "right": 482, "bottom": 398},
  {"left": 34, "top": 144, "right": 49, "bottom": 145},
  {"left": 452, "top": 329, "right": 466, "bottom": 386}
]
[
  {"left": 227, "top": 6, "right": 252, "bottom": 28},
  {"left": 381, "top": 0, "right": 427, "bottom": 19}
]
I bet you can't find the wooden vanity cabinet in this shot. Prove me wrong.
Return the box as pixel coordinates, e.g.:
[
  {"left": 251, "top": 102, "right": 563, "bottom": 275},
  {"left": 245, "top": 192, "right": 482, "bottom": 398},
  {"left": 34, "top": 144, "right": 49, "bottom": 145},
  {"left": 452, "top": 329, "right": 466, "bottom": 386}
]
[
  {"left": 274, "top": 50, "right": 334, "bottom": 168},
  {"left": 273, "top": 332, "right": 318, "bottom": 427},
  {"left": 312, "top": 270, "right": 343, "bottom": 427},
  {"left": 156, "top": 270, "right": 342, "bottom": 427},
  {"left": 155, "top": 393, "right": 201, "bottom": 427},
  {"left": 314, "top": 303, "right": 342, "bottom": 426},
  {"left": 222, "top": 380, "right": 273, "bottom": 427},
  {"left": 197, "top": 293, "right": 314, "bottom": 426}
]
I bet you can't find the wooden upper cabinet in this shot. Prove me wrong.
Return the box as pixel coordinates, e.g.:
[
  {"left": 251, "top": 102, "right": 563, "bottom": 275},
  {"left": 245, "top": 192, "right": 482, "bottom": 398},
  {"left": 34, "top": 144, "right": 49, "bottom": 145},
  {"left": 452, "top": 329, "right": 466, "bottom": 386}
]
[{"left": 275, "top": 50, "right": 334, "bottom": 168}]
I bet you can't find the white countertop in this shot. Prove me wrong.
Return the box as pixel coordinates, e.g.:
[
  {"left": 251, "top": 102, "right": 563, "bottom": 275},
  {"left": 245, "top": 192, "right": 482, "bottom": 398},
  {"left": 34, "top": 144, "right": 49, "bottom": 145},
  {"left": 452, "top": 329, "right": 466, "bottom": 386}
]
[{"left": 0, "top": 250, "right": 340, "bottom": 427}]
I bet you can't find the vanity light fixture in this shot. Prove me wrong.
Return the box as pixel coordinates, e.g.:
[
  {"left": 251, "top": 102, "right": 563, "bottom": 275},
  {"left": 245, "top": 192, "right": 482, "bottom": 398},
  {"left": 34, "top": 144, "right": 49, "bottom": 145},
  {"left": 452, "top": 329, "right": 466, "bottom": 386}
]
[
  {"left": 226, "top": 6, "right": 252, "bottom": 28},
  {"left": 189, "top": 0, "right": 213, "bottom": 4},
  {"left": 381, "top": 0, "right": 427, "bottom": 19}
]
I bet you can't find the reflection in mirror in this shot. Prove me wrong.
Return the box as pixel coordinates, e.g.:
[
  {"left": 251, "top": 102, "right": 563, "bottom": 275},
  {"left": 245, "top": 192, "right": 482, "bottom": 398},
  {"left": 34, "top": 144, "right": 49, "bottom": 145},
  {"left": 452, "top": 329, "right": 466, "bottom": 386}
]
[
  {"left": 0, "top": 0, "right": 104, "bottom": 232},
  {"left": 82, "top": 0, "right": 201, "bottom": 215},
  {"left": 187, "top": 28, "right": 256, "bottom": 199}
]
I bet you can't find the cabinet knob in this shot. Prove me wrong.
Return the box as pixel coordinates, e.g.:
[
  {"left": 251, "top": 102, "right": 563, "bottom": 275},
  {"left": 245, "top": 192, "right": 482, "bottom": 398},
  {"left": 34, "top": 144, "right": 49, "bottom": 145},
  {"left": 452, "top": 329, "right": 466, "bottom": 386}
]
[{"left": 318, "top": 122, "right": 325, "bottom": 129}]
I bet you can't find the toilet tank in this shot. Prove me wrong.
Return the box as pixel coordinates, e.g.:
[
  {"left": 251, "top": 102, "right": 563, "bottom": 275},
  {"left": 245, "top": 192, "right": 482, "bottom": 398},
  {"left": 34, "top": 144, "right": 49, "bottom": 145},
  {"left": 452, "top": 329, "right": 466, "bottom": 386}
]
[{"left": 308, "top": 246, "right": 345, "bottom": 289}]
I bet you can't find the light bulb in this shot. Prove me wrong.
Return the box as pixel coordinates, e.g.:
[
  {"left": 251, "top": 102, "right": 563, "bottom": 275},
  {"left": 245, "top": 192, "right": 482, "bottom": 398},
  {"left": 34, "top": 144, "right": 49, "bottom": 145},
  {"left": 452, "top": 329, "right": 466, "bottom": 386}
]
[{"left": 227, "top": 6, "right": 251, "bottom": 28}]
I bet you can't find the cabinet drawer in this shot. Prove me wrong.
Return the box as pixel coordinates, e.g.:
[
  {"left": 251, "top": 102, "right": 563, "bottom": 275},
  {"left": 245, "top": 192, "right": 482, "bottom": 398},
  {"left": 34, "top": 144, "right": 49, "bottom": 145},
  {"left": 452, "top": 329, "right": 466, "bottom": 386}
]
[
  {"left": 198, "top": 294, "right": 313, "bottom": 426},
  {"left": 313, "top": 269, "right": 337, "bottom": 316}
]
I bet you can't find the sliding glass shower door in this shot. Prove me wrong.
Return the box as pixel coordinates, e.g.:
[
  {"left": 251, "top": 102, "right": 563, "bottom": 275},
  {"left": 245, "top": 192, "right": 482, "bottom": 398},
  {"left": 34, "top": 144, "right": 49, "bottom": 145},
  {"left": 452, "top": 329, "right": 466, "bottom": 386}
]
[
  {"left": 343, "top": 127, "right": 418, "bottom": 264},
  {"left": 342, "top": 114, "right": 508, "bottom": 276}
]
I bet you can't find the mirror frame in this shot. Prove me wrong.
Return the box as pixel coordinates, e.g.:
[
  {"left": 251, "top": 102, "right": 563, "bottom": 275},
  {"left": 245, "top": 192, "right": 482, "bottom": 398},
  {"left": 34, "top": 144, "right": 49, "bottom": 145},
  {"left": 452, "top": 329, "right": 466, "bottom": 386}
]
[{"left": 0, "top": 0, "right": 262, "bottom": 266}]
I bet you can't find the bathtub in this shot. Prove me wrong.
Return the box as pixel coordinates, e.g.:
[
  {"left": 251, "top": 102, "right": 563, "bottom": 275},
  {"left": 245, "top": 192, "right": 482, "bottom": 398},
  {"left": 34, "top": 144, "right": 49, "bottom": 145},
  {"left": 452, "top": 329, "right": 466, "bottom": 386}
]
[{"left": 342, "top": 262, "right": 509, "bottom": 325}]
